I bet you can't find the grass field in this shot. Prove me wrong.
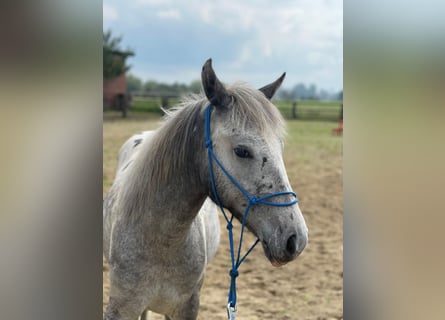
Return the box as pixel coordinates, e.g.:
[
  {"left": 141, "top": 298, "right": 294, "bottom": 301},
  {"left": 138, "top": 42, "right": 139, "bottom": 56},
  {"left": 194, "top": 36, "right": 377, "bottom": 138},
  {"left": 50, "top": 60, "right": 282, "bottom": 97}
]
[
  {"left": 275, "top": 99, "right": 342, "bottom": 121},
  {"left": 103, "top": 111, "right": 343, "bottom": 319}
]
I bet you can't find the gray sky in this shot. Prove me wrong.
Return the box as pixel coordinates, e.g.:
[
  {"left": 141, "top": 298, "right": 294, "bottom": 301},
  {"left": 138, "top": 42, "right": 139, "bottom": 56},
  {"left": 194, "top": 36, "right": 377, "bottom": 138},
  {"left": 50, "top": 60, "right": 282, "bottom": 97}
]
[{"left": 103, "top": 0, "right": 342, "bottom": 92}]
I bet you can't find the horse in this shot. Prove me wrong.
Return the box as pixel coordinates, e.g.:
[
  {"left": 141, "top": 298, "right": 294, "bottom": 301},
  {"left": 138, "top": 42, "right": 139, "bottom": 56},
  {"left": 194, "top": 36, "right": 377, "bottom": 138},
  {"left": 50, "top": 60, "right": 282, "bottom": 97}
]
[{"left": 103, "top": 59, "right": 308, "bottom": 320}]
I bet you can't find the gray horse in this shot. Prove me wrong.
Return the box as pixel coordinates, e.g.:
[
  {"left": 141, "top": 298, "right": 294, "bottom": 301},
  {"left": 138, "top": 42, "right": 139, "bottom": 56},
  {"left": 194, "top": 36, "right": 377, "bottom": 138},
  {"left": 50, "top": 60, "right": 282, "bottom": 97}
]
[{"left": 103, "top": 59, "right": 308, "bottom": 320}]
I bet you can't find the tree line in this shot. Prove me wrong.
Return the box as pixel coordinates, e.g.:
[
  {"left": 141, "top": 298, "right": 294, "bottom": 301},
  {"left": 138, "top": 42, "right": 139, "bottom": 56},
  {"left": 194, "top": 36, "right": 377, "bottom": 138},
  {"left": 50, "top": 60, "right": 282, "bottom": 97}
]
[
  {"left": 127, "top": 75, "right": 202, "bottom": 96},
  {"left": 127, "top": 74, "right": 342, "bottom": 101},
  {"left": 277, "top": 83, "right": 342, "bottom": 101}
]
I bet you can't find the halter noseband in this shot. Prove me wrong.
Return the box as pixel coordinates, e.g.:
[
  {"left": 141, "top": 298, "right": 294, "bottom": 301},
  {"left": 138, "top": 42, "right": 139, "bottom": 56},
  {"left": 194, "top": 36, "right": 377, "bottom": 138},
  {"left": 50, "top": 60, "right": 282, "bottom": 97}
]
[{"left": 204, "top": 104, "right": 298, "bottom": 319}]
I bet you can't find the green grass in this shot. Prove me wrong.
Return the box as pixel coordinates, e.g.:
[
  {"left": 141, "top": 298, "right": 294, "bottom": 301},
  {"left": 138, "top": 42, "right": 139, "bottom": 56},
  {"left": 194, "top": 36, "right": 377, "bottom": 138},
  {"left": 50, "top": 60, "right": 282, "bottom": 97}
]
[
  {"left": 275, "top": 100, "right": 342, "bottom": 121},
  {"left": 275, "top": 99, "right": 341, "bottom": 108},
  {"left": 131, "top": 97, "right": 181, "bottom": 114},
  {"left": 132, "top": 99, "right": 162, "bottom": 113},
  {"left": 127, "top": 98, "right": 342, "bottom": 122},
  {"left": 285, "top": 120, "right": 343, "bottom": 157}
]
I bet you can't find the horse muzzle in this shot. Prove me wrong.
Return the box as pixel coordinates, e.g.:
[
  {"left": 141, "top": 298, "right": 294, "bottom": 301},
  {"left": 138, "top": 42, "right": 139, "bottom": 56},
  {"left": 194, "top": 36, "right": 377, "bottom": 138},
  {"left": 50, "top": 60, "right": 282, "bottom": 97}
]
[{"left": 261, "top": 226, "right": 308, "bottom": 267}]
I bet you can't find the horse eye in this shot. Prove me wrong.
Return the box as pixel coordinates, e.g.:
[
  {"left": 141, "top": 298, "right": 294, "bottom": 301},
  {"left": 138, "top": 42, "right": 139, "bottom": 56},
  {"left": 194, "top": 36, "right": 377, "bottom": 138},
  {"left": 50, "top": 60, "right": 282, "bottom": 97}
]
[{"left": 234, "top": 147, "right": 252, "bottom": 159}]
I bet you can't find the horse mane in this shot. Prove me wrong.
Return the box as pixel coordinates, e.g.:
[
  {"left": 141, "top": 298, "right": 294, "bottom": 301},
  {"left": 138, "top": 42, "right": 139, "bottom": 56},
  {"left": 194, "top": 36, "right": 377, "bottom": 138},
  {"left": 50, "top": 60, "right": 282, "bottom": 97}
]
[{"left": 120, "top": 82, "right": 285, "bottom": 215}]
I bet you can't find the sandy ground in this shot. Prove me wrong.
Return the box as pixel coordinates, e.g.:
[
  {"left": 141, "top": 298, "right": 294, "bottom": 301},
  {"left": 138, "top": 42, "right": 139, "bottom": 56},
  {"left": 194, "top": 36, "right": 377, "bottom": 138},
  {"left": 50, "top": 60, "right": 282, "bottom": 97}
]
[{"left": 103, "top": 115, "right": 343, "bottom": 320}]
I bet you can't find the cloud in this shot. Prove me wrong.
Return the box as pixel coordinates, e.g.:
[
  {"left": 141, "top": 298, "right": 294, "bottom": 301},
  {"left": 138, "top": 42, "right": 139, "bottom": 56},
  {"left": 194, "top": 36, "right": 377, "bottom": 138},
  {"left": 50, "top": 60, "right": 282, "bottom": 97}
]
[
  {"left": 103, "top": 0, "right": 343, "bottom": 91},
  {"left": 134, "top": 0, "right": 171, "bottom": 6},
  {"left": 157, "top": 10, "right": 181, "bottom": 20}
]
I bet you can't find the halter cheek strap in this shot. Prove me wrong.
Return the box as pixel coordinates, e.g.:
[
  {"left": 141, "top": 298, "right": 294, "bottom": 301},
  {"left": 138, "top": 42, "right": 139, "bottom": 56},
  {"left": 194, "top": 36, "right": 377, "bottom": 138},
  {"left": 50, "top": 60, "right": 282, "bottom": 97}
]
[{"left": 204, "top": 104, "right": 298, "bottom": 319}]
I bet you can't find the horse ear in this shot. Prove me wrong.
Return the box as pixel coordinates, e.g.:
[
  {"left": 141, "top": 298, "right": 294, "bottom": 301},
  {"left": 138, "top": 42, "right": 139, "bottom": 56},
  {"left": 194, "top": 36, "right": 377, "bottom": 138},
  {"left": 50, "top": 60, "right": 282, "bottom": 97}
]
[
  {"left": 259, "top": 72, "right": 286, "bottom": 100},
  {"left": 201, "top": 58, "right": 231, "bottom": 108}
]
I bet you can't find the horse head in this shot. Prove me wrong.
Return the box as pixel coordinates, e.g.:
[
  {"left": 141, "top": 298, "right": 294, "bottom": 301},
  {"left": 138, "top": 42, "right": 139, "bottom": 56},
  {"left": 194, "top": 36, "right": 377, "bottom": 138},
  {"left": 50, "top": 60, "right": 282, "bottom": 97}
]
[{"left": 201, "top": 59, "right": 308, "bottom": 266}]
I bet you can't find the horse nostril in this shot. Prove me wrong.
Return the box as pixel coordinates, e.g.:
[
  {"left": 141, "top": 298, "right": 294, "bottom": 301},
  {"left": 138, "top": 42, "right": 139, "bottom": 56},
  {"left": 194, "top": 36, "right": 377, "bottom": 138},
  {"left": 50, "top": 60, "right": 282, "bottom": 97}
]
[{"left": 286, "top": 234, "right": 297, "bottom": 256}]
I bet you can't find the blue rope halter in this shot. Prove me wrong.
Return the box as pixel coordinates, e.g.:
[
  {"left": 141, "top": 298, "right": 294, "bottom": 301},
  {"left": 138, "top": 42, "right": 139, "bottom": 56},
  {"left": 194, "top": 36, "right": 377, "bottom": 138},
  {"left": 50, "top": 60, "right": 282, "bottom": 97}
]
[{"left": 204, "top": 104, "right": 298, "bottom": 318}]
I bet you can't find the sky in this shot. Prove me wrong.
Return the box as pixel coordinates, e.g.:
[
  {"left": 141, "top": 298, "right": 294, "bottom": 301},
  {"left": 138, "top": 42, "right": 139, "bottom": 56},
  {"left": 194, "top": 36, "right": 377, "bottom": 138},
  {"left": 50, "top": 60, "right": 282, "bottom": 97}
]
[{"left": 103, "top": 0, "right": 342, "bottom": 93}]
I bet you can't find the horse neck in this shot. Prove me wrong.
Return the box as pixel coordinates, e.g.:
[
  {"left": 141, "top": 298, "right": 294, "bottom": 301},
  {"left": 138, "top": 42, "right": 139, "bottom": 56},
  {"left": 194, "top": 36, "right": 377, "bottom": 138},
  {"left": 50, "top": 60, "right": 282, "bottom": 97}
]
[{"left": 142, "top": 166, "right": 208, "bottom": 227}]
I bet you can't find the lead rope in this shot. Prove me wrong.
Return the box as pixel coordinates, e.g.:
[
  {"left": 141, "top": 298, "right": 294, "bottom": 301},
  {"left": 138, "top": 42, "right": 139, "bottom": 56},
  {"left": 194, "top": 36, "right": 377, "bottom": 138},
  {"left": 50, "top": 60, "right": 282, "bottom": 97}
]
[{"left": 204, "top": 104, "right": 298, "bottom": 320}]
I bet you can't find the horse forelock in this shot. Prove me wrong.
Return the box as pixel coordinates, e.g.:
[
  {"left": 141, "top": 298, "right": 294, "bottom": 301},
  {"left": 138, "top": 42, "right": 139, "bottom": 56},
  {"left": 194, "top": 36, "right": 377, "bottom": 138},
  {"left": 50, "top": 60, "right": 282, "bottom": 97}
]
[{"left": 226, "top": 82, "right": 285, "bottom": 140}]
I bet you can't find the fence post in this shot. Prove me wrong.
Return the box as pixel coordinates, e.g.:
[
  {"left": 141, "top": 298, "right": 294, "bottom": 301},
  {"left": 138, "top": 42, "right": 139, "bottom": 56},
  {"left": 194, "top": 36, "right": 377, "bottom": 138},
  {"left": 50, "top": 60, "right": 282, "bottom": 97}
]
[
  {"left": 118, "top": 94, "right": 127, "bottom": 118},
  {"left": 291, "top": 101, "right": 298, "bottom": 119},
  {"left": 161, "top": 96, "right": 169, "bottom": 109}
]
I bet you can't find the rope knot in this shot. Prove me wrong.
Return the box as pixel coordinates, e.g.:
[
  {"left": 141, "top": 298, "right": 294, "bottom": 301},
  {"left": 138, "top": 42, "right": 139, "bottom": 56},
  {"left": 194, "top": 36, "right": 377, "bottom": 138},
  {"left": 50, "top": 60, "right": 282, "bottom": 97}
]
[
  {"left": 226, "top": 222, "right": 233, "bottom": 230},
  {"left": 205, "top": 139, "right": 212, "bottom": 149},
  {"left": 249, "top": 196, "right": 258, "bottom": 205},
  {"left": 229, "top": 269, "right": 239, "bottom": 278}
]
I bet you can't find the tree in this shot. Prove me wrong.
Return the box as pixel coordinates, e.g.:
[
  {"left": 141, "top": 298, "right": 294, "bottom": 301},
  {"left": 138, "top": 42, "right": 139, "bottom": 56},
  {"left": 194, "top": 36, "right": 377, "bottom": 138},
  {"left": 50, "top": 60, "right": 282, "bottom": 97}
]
[
  {"left": 189, "top": 80, "right": 202, "bottom": 94},
  {"left": 308, "top": 84, "right": 317, "bottom": 100},
  {"left": 127, "top": 74, "right": 143, "bottom": 93},
  {"left": 294, "top": 83, "right": 307, "bottom": 100},
  {"left": 103, "top": 30, "right": 134, "bottom": 79},
  {"left": 337, "top": 90, "right": 343, "bottom": 101}
]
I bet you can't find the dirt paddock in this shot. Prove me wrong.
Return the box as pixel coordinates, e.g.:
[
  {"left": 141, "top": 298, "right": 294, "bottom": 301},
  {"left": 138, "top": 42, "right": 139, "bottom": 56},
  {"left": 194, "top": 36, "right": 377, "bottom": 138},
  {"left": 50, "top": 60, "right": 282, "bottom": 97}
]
[{"left": 103, "top": 114, "right": 343, "bottom": 320}]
